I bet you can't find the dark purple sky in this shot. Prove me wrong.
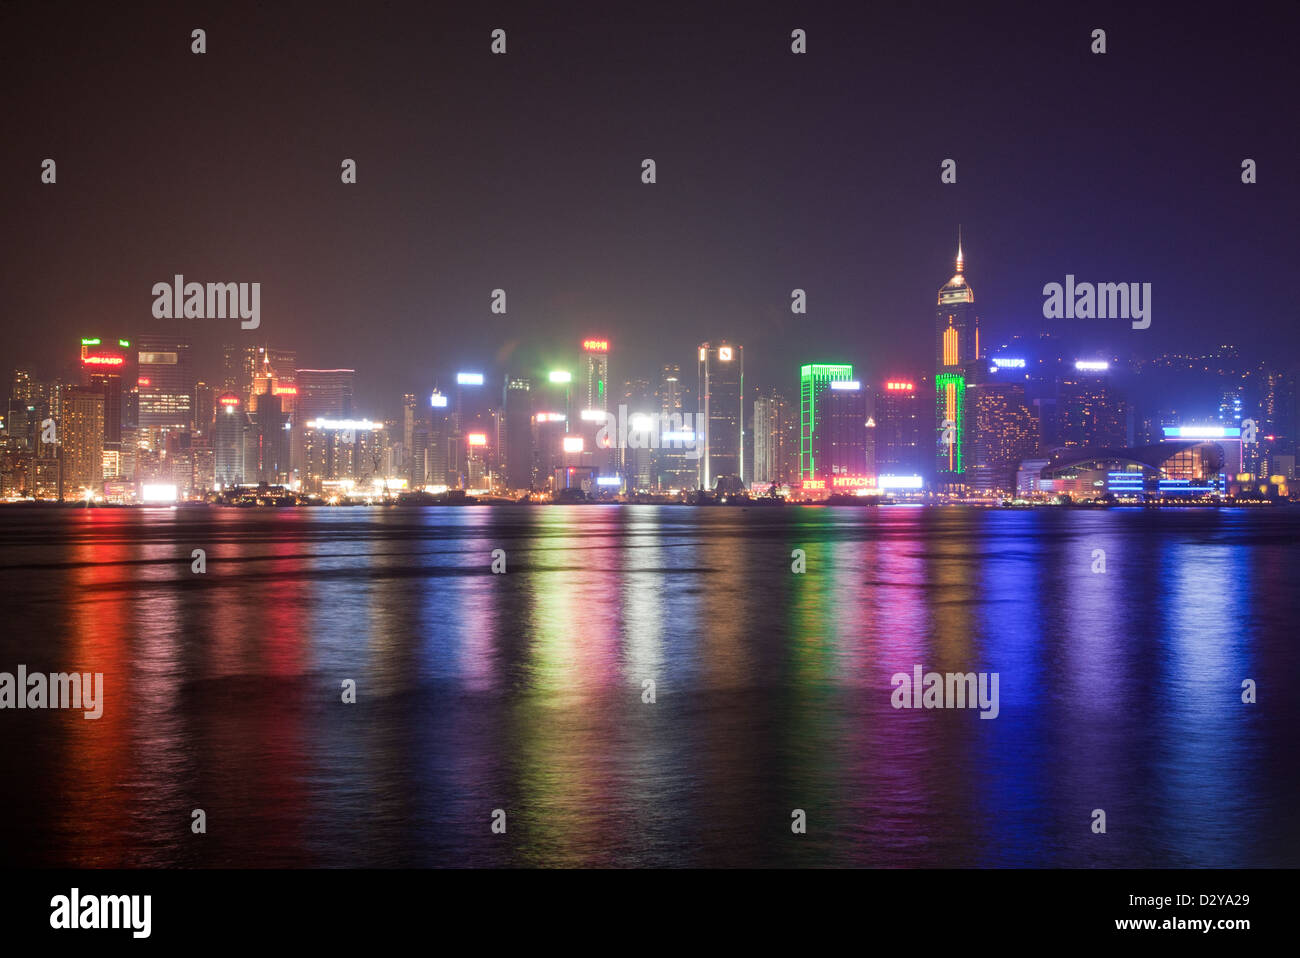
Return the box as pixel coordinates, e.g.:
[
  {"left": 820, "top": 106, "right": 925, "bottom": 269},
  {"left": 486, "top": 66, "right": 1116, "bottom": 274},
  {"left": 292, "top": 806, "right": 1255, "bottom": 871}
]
[{"left": 3, "top": 0, "right": 1297, "bottom": 416}]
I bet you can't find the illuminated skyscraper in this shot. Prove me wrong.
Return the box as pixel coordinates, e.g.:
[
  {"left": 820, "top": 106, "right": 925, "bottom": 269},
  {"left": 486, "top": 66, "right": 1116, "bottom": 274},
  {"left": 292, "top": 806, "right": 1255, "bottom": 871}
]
[
  {"left": 1061, "top": 361, "right": 1125, "bottom": 448},
  {"left": 136, "top": 337, "right": 193, "bottom": 433},
  {"left": 193, "top": 381, "right": 216, "bottom": 435},
  {"left": 428, "top": 388, "right": 451, "bottom": 487},
  {"left": 815, "top": 379, "right": 868, "bottom": 481},
  {"left": 503, "top": 377, "right": 534, "bottom": 490},
  {"left": 213, "top": 393, "right": 248, "bottom": 487},
  {"left": 60, "top": 385, "right": 104, "bottom": 498},
  {"left": 967, "top": 378, "right": 1038, "bottom": 494},
  {"left": 752, "top": 393, "right": 782, "bottom": 485},
  {"left": 875, "top": 378, "right": 926, "bottom": 477},
  {"left": 935, "top": 232, "right": 979, "bottom": 482},
  {"left": 78, "top": 338, "right": 129, "bottom": 447},
  {"left": 296, "top": 369, "right": 355, "bottom": 422},
  {"left": 582, "top": 339, "right": 609, "bottom": 413},
  {"left": 799, "top": 363, "right": 855, "bottom": 481},
  {"left": 654, "top": 364, "right": 693, "bottom": 490},
  {"left": 698, "top": 341, "right": 743, "bottom": 489}
]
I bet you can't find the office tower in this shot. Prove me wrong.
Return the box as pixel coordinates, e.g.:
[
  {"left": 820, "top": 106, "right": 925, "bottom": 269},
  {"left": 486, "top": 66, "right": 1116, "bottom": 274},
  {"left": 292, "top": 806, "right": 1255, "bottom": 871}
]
[
  {"left": 10, "top": 368, "right": 34, "bottom": 407},
  {"left": 451, "top": 372, "right": 490, "bottom": 488},
  {"left": 297, "top": 369, "right": 355, "bottom": 422},
  {"left": 582, "top": 338, "right": 609, "bottom": 413},
  {"left": 213, "top": 393, "right": 248, "bottom": 487},
  {"left": 223, "top": 345, "right": 297, "bottom": 407},
  {"left": 967, "top": 380, "right": 1038, "bottom": 494},
  {"left": 403, "top": 393, "right": 430, "bottom": 485},
  {"left": 935, "top": 233, "right": 979, "bottom": 481},
  {"left": 427, "top": 388, "right": 451, "bottom": 487},
  {"left": 753, "top": 389, "right": 795, "bottom": 486},
  {"left": 78, "top": 338, "right": 128, "bottom": 447},
  {"left": 403, "top": 393, "right": 417, "bottom": 465},
  {"left": 60, "top": 385, "right": 105, "bottom": 498},
  {"left": 252, "top": 392, "right": 290, "bottom": 483},
  {"left": 698, "top": 341, "right": 743, "bottom": 490},
  {"left": 300, "top": 417, "right": 385, "bottom": 492},
  {"left": 620, "top": 377, "right": 654, "bottom": 490},
  {"left": 815, "top": 379, "right": 869, "bottom": 481},
  {"left": 582, "top": 341, "right": 612, "bottom": 477},
  {"left": 136, "top": 337, "right": 193, "bottom": 433},
  {"left": 1060, "top": 361, "right": 1125, "bottom": 448},
  {"left": 752, "top": 395, "right": 779, "bottom": 485},
  {"left": 799, "top": 363, "right": 855, "bottom": 481},
  {"left": 223, "top": 344, "right": 258, "bottom": 407},
  {"left": 533, "top": 410, "right": 568, "bottom": 491},
  {"left": 875, "top": 379, "right": 926, "bottom": 477},
  {"left": 656, "top": 364, "right": 694, "bottom": 490},
  {"left": 193, "top": 381, "right": 216, "bottom": 435},
  {"left": 504, "top": 377, "right": 534, "bottom": 491},
  {"left": 190, "top": 439, "right": 215, "bottom": 495},
  {"left": 261, "top": 348, "right": 298, "bottom": 391}
]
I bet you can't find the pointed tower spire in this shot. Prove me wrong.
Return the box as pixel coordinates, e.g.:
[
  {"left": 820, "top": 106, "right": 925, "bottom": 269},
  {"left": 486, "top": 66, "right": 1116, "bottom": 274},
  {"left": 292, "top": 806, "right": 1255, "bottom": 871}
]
[{"left": 955, "top": 225, "right": 964, "bottom": 274}]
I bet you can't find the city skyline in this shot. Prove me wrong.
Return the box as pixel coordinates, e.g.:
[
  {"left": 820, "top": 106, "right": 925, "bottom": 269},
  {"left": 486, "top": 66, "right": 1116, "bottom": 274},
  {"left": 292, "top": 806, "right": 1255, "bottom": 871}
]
[{"left": 4, "top": 234, "right": 1295, "bottom": 503}]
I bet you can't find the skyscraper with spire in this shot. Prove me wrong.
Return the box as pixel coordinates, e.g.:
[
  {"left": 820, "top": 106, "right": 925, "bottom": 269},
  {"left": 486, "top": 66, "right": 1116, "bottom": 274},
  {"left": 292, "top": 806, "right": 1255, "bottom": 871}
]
[{"left": 935, "top": 230, "right": 980, "bottom": 484}]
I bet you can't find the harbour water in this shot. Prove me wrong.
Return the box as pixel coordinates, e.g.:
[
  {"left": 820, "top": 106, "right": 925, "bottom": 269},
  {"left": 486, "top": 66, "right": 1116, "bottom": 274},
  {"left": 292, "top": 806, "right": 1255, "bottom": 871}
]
[{"left": 0, "top": 505, "right": 1296, "bottom": 867}]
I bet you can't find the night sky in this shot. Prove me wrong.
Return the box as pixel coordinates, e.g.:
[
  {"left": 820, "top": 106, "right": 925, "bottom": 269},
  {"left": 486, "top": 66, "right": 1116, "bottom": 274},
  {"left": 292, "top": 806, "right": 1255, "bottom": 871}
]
[{"left": 3, "top": 0, "right": 1296, "bottom": 416}]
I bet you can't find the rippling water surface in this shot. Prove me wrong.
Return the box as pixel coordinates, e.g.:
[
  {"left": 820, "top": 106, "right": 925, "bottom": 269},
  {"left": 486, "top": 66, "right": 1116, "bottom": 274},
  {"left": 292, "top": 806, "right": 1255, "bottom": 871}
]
[{"left": 1, "top": 505, "right": 1297, "bottom": 867}]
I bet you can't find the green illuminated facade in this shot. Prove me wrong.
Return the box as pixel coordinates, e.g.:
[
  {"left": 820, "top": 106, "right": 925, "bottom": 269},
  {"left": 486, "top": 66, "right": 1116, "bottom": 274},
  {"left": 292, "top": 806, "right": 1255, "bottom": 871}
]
[
  {"left": 935, "top": 372, "right": 966, "bottom": 474},
  {"left": 799, "top": 363, "right": 855, "bottom": 480}
]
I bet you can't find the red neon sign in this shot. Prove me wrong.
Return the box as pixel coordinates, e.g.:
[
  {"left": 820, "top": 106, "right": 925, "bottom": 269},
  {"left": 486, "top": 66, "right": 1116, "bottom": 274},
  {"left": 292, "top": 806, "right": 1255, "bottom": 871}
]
[
  {"left": 802, "top": 480, "right": 826, "bottom": 490},
  {"left": 885, "top": 381, "right": 915, "bottom": 391},
  {"left": 82, "top": 355, "right": 124, "bottom": 366},
  {"left": 273, "top": 385, "right": 298, "bottom": 395},
  {"left": 137, "top": 377, "right": 151, "bottom": 386},
  {"left": 582, "top": 339, "right": 609, "bottom": 352},
  {"left": 219, "top": 396, "right": 240, "bottom": 406},
  {"left": 831, "top": 475, "right": 876, "bottom": 488}
]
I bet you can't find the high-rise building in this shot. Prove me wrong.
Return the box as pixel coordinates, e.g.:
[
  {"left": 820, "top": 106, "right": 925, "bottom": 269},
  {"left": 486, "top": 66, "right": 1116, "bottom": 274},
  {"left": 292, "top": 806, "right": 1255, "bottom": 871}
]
[
  {"left": 403, "top": 393, "right": 430, "bottom": 485},
  {"left": 656, "top": 364, "right": 694, "bottom": 490},
  {"left": 253, "top": 392, "right": 290, "bottom": 482},
  {"left": 698, "top": 342, "right": 743, "bottom": 490},
  {"left": 582, "top": 338, "right": 609, "bottom": 413},
  {"left": 1060, "top": 361, "right": 1125, "bottom": 448},
  {"left": 213, "top": 393, "right": 248, "bottom": 487},
  {"left": 935, "top": 234, "right": 979, "bottom": 482},
  {"left": 815, "top": 379, "right": 869, "bottom": 480},
  {"left": 875, "top": 378, "right": 926, "bottom": 478},
  {"left": 503, "top": 378, "right": 534, "bottom": 491},
  {"left": 136, "top": 337, "right": 193, "bottom": 433},
  {"left": 752, "top": 394, "right": 781, "bottom": 485},
  {"left": 754, "top": 387, "right": 790, "bottom": 486},
  {"left": 799, "top": 363, "right": 855, "bottom": 481},
  {"left": 532, "top": 410, "right": 569, "bottom": 492},
  {"left": 223, "top": 344, "right": 258, "bottom": 407},
  {"left": 78, "top": 338, "right": 129, "bottom": 447},
  {"left": 967, "top": 379, "right": 1038, "bottom": 494},
  {"left": 60, "top": 385, "right": 105, "bottom": 498},
  {"left": 620, "top": 377, "right": 654, "bottom": 490},
  {"left": 296, "top": 369, "right": 355, "bottom": 422},
  {"left": 300, "top": 417, "right": 385, "bottom": 492},
  {"left": 193, "top": 381, "right": 216, "bottom": 436},
  {"left": 428, "top": 388, "right": 451, "bottom": 487}
]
